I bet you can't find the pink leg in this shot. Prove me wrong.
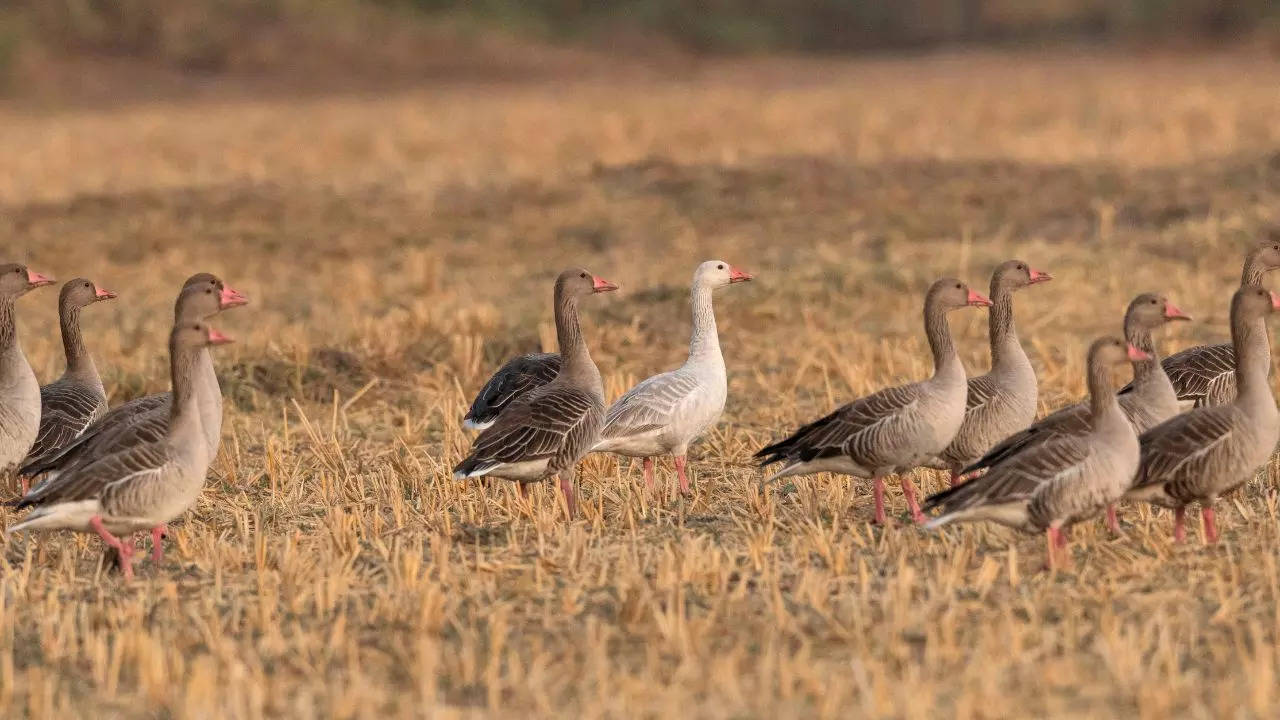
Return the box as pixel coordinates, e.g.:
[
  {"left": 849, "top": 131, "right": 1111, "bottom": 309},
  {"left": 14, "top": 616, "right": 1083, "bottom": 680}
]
[
  {"left": 642, "top": 457, "right": 655, "bottom": 490},
  {"left": 1105, "top": 504, "right": 1120, "bottom": 535},
  {"left": 150, "top": 525, "right": 167, "bottom": 564},
  {"left": 872, "top": 477, "right": 887, "bottom": 525},
  {"left": 19, "top": 476, "right": 29, "bottom": 495},
  {"left": 559, "top": 475, "right": 577, "bottom": 519},
  {"left": 90, "top": 516, "right": 135, "bottom": 581},
  {"left": 1202, "top": 506, "right": 1219, "bottom": 544},
  {"left": 947, "top": 470, "right": 959, "bottom": 488},
  {"left": 1045, "top": 527, "right": 1060, "bottom": 570},
  {"left": 1055, "top": 525, "right": 1070, "bottom": 549},
  {"left": 674, "top": 456, "right": 690, "bottom": 496},
  {"left": 1173, "top": 506, "right": 1187, "bottom": 544},
  {"left": 900, "top": 476, "right": 926, "bottom": 525}
]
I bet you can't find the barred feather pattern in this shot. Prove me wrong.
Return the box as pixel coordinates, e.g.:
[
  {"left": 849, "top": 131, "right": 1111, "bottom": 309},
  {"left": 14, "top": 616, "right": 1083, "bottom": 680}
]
[
  {"left": 601, "top": 369, "right": 705, "bottom": 440},
  {"left": 23, "top": 378, "right": 107, "bottom": 464},
  {"left": 464, "top": 353, "right": 561, "bottom": 427},
  {"left": 455, "top": 383, "right": 604, "bottom": 480},
  {"left": 756, "top": 381, "right": 925, "bottom": 471}
]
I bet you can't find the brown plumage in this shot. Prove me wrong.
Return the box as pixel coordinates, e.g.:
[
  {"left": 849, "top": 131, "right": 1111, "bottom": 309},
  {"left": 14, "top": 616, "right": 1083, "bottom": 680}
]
[
  {"left": 1125, "top": 286, "right": 1280, "bottom": 544},
  {"left": 21, "top": 279, "right": 117, "bottom": 482},
  {"left": 924, "top": 337, "right": 1147, "bottom": 569},
  {"left": 453, "top": 268, "right": 618, "bottom": 517},
  {"left": 1123, "top": 239, "right": 1280, "bottom": 407}
]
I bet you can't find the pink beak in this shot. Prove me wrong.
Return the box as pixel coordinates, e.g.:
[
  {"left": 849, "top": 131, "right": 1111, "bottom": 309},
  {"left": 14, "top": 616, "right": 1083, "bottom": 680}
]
[
  {"left": 1163, "top": 299, "right": 1191, "bottom": 321},
  {"left": 219, "top": 285, "right": 249, "bottom": 308},
  {"left": 1127, "top": 343, "right": 1152, "bottom": 362},
  {"left": 728, "top": 266, "right": 753, "bottom": 283},
  {"left": 1028, "top": 268, "right": 1052, "bottom": 284},
  {"left": 1271, "top": 291, "right": 1280, "bottom": 310},
  {"left": 26, "top": 269, "right": 54, "bottom": 288},
  {"left": 207, "top": 328, "right": 234, "bottom": 345},
  {"left": 967, "top": 289, "right": 994, "bottom": 307},
  {"left": 592, "top": 276, "right": 619, "bottom": 293},
  {"left": 94, "top": 285, "right": 117, "bottom": 300}
]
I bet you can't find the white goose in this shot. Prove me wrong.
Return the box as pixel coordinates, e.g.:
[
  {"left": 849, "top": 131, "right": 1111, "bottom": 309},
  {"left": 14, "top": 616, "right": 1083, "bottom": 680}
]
[{"left": 592, "top": 260, "right": 752, "bottom": 494}]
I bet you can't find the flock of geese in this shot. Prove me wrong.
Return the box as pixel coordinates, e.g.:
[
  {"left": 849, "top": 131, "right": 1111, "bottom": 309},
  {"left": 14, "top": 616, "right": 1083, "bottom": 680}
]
[{"left": 0, "top": 242, "right": 1277, "bottom": 577}]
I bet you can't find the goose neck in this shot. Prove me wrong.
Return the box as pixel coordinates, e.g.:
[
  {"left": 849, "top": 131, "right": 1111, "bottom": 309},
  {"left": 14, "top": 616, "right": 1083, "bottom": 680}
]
[
  {"left": 554, "top": 287, "right": 602, "bottom": 396},
  {"left": 1123, "top": 325, "right": 1159, "bottom": 382},
  {"left": 1232, "top": 314, "right": 1272, "bottom": 403},
  {"left": 1087, "top": 360, "right": 1123, "bottom": 425},
  {"left": 0, "top": 297, "right": 14, "bottom": 351},
  {"left": 59, "top": 302, "right": 95, "bottom": 375},
  {"left": 687, "top": 284, "right": 723, "bottom": 364},
  {"left": 924, "top": 303, "right": 960, "bottom": 378},
  {"left": 987, "top": 283, "right": 1023, "bottom": 367}
]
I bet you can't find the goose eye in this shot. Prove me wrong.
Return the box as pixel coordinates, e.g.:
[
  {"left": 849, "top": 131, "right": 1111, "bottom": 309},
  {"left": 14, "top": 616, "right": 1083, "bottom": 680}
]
[
  {"left": 955, "top": 283, "right": 962, "bottom": 289},
  {"left": 580, "top": 272, "right": 587, "bottom": 279},
  {"left": 84, "top": 282, "right": 91, "bottom": 288},
  {"left": 717, "top": 264, "right": 724, "bottom": 270}
]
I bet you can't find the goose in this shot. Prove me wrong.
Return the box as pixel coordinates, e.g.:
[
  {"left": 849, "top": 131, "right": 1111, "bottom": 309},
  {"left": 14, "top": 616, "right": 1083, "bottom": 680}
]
[
  {"left": 1125, "top": 286, "right": 1280, "bottom": 544},
  {"left": 1122, "top": 239, "right": 1280, "bottom": 407},
  {"left": 453, "top": 268, "right": 618, "bottom": 517},
  {"left": 923, "top": 338, "right": 1147, "bottom": 569},
  {"left": 8, "top": 322, "right": 232, "bottom": 580},
  {"left": 463, "top": 353, "right": 560, "bottom": 430},
  {"left": 755, "top": 277, "right": 991, "bottom": 525},
  {"left": 592, "top": 260, "right": 752, "bottom": 494},
  {"left": 20, "top": 279, "right": 117, "bottom": 492},
  {"left": 921, "top": 259, "right": 1051, "bottom": 484},
  {"left": 20, "top": 274, "right": 246, "bottom": 481},
  {"left": 0, "top": 264, "right": 56, "bottom": 479},
  {"left": 17, "top": 275, "right": 246, "bottom": 563},
  {"left": 957, "top": 292, "right": 1191, "bottom": 531}
]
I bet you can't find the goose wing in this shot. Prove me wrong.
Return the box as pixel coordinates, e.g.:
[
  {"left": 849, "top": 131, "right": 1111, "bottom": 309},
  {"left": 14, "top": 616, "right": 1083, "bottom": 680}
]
[
  {"left": 927, "top": 434, "right": 1089, "bottom": 513},
  {"left": 454, "top": 384, "right": 598, "bottom": 477},
  {"left": 464, "top": 353, "right": 561, "bottom": 427},
  {"left": 17, "top": 420, "right": 168, "bottom": 508},
  {"left": 755, "top": 381, "right": 921, "bottom": 467},
  {"left": 24, "top": 379, "right": 106, "bottom": 464},
  {"left": 600, "top": 370, "right": 701, "bottom": 439},
  {"left": 1132, "top": 407, "right": 1236, "bottom": 492}
]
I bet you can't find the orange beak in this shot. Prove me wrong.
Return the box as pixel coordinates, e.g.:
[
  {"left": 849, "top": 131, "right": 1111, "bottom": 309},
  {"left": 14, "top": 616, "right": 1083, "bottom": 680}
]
[
  {"left": 1163, "top": 300, "right": 1191, "bottom": 321},
  {"left": 207, "top": 328, "right": 234, "bottom": 345},
  {"left": 1127, "top": 343, "right": 1152, "bottom": 362},
  {"left": 967, "top": 289, "right": 994, "bottom": 307},
  {"left": 219, "top": 285, "right": 249, "bottom": 308},
  {"left": 1028, "top": 268, "right": 1052, "bottom": 284},
  {"left": 728, "top": 266, "right": 753, "bottom": 283},
  {"left": 591, "top": 276, "right": 619, "bottom": 293},
  {"left": 26, "top": 269, "right": 54, "bottom": 288},
  {"left": 94, "top": 285, "right": 117, "bottom": 300}
]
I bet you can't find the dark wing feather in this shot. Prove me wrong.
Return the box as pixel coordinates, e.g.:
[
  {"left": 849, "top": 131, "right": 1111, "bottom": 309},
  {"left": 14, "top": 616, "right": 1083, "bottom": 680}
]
[
  {"left": 455, "top": 384, "right": 597, "bottom": 476},
  {"left": 926, "top": 434, "right": 1089, "bottom": 513},
  {"left": 964, "top": 373, "right": 1000, "bottom": 413},
  {"left": 756, "top": 382, "right": 919, "bottom": 466},
  {"left": 19, "top": 393, "right": 171, "bottom": 478},
  {"left": 959, "top": 400, "right": 1090, "bottom": 477},
  {"left": 464, "top": 353, "right": 561, "bottom": 426},
  {"left": 1160, "top": 343, "right": 1235, "bottom": 405},
  {"left": 17, "top": 421, "right": 168, "bottom": 508},
  {"left": 1131, "top": 407, "right": 1236, "bottom": 493},
  {"left": 23, "top": 379, "right": 106, "bottom": 464}
]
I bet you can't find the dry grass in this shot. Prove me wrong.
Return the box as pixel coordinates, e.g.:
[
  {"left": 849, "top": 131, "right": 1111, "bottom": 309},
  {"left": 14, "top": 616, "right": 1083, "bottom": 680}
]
[{"left": 2, "top": 50, "right": 1280, "bottom": 717}]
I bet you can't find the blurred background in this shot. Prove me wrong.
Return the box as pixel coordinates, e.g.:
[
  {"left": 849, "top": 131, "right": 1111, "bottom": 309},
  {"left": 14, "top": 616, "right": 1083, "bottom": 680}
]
[
  {"left": 3, "top": 1, "right": 1280, "bottom": 102},
  {"left": 5, "top": 3, "right": 1280, "bottom": 717}
]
